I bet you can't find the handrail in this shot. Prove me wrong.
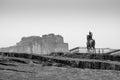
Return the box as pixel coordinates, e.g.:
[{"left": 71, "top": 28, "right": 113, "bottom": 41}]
[{"left": 70, "top": 47, "right": 113, "bottom": 53}]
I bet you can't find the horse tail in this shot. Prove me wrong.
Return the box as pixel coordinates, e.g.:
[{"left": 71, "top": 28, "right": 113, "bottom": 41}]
[
  {"left": 93, "top": 39, "right": 95, "bottom": 45},
  {"left": 92, "top": 39, "right": 95, "bottom": 48}
]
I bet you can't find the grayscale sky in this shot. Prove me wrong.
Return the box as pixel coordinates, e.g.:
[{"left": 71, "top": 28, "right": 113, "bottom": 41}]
[{"left": 0, "top": 0, "right": 120, "bottom": 49}]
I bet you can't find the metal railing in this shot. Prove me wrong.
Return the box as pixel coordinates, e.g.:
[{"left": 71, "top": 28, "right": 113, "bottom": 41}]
[{"left": 70, "top": 47, "right": 113, "bottom": 54}]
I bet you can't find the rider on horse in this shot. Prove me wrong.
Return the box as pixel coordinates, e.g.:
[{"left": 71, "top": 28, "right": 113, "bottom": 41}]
[
  {"left": 87, "top": 31, "right": 93, "bottom": 42},
  {"left": 86, "top": 31, "right": 95, "bottom": 51}
]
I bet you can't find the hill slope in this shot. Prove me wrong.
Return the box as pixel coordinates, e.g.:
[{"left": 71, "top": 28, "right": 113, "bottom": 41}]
[{"left": 0, "top": 57, "right": 120, "bottom": 80}]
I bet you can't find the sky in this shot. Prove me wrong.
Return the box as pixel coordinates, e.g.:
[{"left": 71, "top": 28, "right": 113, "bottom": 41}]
[{"left": 0, "top": 0, "right": 120, "bottom": 49}]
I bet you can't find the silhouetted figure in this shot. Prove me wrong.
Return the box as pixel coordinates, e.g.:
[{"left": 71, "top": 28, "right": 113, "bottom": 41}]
[
  {"left": 86, "top": 31, "right": 95, "bottom": 53},
  {"left": 87, "top": 31, "right": 93, "bottom": 42}
]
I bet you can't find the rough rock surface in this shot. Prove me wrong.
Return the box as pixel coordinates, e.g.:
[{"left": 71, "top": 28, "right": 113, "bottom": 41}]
[
  {"left": 0, "top": 61, "right": 120, "bottom": 80},
  {"left": 0, "top": 34, "right": 68, "bottom": 54}
]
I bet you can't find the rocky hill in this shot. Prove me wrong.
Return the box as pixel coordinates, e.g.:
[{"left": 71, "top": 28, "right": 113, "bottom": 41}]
[
  {"left": 0, "top": 56, "right": 120, "bottom": 80},
  {"left": 0, "top": 51, "right": 120, "bottom": 80},
  {"left": 0, "top": 34, "right": 69, "bottom": 54}
]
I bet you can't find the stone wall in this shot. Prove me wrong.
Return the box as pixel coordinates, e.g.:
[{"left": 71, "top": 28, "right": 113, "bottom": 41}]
[{"left": 0, "top": 34, "right": 69, "bottom": 54}]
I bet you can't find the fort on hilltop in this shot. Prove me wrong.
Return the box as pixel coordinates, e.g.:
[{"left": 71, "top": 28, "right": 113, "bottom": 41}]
[{"left": 0, "top": 34, "right": 69, "bottom": 54}]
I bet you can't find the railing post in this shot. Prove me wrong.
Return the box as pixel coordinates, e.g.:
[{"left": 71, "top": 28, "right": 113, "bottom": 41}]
[
  {"left": 102, "top": 49, "right": 104, "bottom": 53},
  {"left": 99, "top": 49, "right": 100, "bottom": 54}
]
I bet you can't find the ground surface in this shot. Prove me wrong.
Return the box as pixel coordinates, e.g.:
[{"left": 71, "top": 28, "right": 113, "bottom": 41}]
[{"left": 0, "top": 57, "right": 120, "bottom": 80}]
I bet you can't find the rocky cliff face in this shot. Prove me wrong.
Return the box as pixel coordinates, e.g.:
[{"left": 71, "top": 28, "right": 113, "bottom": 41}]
[{"left": 0, "top": 34, "right": 69, "bottom": 54}]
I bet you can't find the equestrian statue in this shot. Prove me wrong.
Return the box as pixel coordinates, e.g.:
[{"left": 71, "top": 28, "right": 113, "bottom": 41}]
[{"left": 86, "top": 31, "right": 96, "bottom": 53}]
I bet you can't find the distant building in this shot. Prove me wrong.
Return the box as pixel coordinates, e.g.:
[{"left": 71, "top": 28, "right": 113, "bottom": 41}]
[{"left": 0, "top": 34, "right": 69, "bottom": 54}]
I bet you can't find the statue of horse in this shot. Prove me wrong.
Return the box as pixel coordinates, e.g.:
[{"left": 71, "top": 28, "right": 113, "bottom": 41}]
[{"left": 87, "top": 39, "right": 96, "bottom": 53}]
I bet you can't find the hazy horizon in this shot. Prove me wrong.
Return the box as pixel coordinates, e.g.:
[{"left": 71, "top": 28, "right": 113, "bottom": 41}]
[{"left": 0, "top": 0, "right": 120, "bottom": 49}]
